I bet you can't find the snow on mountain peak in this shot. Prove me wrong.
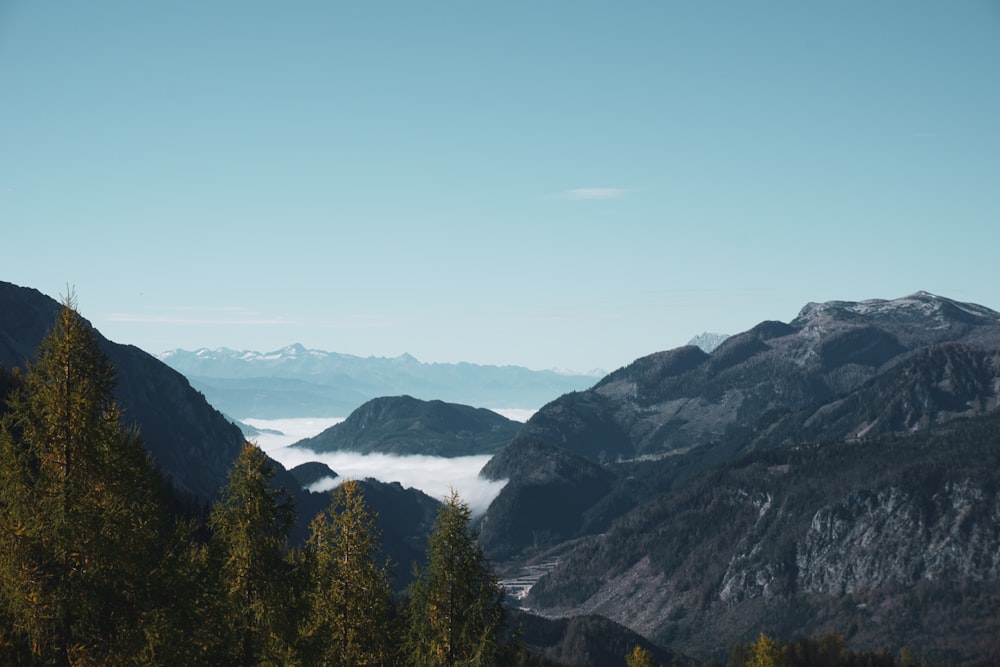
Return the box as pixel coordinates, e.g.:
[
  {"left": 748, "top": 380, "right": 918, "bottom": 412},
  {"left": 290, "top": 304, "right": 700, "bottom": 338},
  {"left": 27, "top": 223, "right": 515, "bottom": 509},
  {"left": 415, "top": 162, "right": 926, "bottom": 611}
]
[
  {"left": 688, "top": 332, "right": 731, "bottom": 353},
  {"left": 794, "top": 292, "right": 1000, "bottom": 327}
]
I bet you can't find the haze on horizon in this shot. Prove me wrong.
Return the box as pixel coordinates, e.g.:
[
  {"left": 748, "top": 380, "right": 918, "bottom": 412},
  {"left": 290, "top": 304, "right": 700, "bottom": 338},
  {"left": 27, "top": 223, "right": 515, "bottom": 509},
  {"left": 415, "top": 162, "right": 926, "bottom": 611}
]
[{"left": 2, "top": 2, "right": 997, "bottom": 373}]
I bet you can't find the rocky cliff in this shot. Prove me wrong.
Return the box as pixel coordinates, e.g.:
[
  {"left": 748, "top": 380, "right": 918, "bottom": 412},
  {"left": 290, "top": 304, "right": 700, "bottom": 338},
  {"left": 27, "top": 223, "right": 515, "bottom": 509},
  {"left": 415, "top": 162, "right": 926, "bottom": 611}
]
[
  {"left": 482, "top": 292, "right": 1000, "bottom": 665},
  {"left": 523, "top": 416, "right": 1000, "bottom": 665}
]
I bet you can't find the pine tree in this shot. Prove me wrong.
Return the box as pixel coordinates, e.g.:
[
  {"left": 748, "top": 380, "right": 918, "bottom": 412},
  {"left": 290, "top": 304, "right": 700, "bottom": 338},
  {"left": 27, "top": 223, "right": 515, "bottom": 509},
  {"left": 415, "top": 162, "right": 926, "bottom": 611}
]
[
  {"left": 208, "top": 441, "right": 297, "bottom": 665},
  {"left": 0, "top": 296, "right": 165, "bottom": 665},
  {"left": 136, "top": 518, "right": 233, "bottom": 666},
  {"left": 300, "top": 479, "right": 393, "bottom": 666},
  {"left": 405, "top": 490, "right": 509, "bottom": 666},
  {"left": 626, "top": 644, "right": 656, "bottom": 667},
  {"left": 747, "top": 633, "right": 786, "bottom": 667}
]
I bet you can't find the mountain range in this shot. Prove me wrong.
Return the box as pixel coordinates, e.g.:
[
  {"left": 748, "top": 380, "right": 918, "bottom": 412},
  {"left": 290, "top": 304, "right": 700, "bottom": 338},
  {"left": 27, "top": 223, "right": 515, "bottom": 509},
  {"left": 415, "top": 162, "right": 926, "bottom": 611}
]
[
  {"left": 158, "top": 344, "right": 599, "bottom": 418},
  {"left": 475, "top": 291, "right": 1000, "bottom": 665},
  {"left": 6, "top": 279, "right": 1000, "bottom": 664}
]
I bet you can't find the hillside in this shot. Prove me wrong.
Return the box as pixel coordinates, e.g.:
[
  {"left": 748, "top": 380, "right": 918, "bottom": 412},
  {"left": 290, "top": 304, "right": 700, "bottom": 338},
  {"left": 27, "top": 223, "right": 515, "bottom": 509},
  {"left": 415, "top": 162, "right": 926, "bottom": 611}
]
[
  {"left": 482, "top": 293, "right": 1000, "bottom": 550},
  {"left": 542, "top": 292, "right": 1000, "bottom": 464},
  {"left": 0, "top": 281, "right": 244, "bottom": 501},
  {"left": 293, "top": 395, "right": 522, "bottom": 457},
  {"left": 512, "top": 610, "right": 697, "bottom": 667},
  {"left": 478, "top": 292, "right": 1000, "bottom": 665},
  {"left": 524, "top": 414, "right": 1000, "bottom": 665}
]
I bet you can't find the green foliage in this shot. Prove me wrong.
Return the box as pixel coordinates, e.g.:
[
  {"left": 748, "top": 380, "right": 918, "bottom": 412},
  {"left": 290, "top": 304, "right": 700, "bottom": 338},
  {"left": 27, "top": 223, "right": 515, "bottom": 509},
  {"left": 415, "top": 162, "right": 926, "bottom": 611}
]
[
  {"left": 746, "top": 634, "right": 786, "bottom": 667},
  {"left": 626, "top": 644, "right": 656, "bottom": 667},
  {"left": 405, "top": 490, "right": 510, "bottom": 666},
  {"left": 299, "top": 479, "right": 393, "bottom": 666},
  {"left": 0, "top": 297, "right": 166, "bottom": 665},
  {"left": 208, "top": 442, "right": 297, "bottom": 665},
  {"left": 0, "top": 299, "right": 557, "bottom": 666},
  {"left": 727, "top": 633, "right": 934, "bottom": 667}
]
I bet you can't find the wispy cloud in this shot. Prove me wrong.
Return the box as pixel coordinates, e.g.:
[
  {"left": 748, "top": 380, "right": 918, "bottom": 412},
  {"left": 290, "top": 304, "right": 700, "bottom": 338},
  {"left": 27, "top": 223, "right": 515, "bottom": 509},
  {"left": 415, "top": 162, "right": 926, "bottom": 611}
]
[{"left": 558, "top": 187, "right": 630, "bottom": 200}]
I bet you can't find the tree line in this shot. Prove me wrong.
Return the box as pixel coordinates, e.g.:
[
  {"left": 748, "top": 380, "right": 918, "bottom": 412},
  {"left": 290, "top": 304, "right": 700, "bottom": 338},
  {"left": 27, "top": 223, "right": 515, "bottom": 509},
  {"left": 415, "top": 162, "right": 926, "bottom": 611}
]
[
  {"left": 724, "top": 632, "right": 937, "bottom": 667},
  {"left": 0, "top": 299, "right": 520, "bottom": 666},
  {"left": 622, "top": 632, "right": 937, "bottom": 667}
]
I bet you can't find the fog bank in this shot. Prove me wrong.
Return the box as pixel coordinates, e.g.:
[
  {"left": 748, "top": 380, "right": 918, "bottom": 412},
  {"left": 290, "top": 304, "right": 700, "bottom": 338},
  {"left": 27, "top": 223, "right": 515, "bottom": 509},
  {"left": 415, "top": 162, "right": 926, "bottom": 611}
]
[{"left": 245, "top": 417, "right": 508, "bottom": 516}]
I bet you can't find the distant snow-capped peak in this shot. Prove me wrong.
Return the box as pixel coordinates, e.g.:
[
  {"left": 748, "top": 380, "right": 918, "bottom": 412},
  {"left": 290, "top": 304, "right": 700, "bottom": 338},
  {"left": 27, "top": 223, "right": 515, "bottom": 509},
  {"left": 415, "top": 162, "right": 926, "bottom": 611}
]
[{"left": 688, "top": 332, "right": 730, "bottom": 353}]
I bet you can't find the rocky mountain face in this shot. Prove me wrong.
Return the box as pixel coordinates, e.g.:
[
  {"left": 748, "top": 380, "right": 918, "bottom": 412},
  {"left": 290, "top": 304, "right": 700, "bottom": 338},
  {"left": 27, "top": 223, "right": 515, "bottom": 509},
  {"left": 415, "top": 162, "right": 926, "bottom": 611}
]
[
  {"left": 523, "top": 416, "right": 1000, "bottom": 665},
  {"left": 293, "top": 395, "right": 522, "bottom": 457},
  {"left": 480, "top": 292, "right": 1000, "bottom": 665},
  {"left": 484, "top": 293, "right": 1000, "bottom": 485},
  {"left": 159, "top": 344, "right": 598, "bottom": 418},
  {"left": 687, "top": 332, "right": 730, "bottom": 353},
  {"left": 578, "top": 292, "right": 1000, "bottom": 463}
]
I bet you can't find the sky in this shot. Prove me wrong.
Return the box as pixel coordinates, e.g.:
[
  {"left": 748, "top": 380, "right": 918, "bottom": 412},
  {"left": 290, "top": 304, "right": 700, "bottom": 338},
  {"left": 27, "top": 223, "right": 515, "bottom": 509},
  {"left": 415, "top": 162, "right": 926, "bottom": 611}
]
[{"left": 2, "top": 1, "right": 998, "bottom": 373}]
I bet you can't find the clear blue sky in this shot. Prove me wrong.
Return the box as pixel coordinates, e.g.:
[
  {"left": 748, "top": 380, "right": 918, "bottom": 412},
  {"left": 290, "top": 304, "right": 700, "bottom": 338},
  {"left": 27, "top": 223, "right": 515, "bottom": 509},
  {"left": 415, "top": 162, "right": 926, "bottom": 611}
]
[{"left": 2, "top": 1, "right": 998, "bottom": 373}]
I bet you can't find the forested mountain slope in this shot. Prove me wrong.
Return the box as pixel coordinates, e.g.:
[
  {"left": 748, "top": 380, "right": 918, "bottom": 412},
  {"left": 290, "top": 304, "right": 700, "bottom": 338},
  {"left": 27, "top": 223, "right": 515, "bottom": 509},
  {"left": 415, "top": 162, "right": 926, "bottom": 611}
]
[{"left": 0, "top": 281, "right": 243, "bottom": 501}]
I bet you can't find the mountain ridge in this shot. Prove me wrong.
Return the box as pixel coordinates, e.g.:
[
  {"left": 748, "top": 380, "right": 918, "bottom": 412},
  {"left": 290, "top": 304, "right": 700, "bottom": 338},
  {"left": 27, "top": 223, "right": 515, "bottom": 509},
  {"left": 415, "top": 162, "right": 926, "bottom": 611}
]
[
  {"left": 160, "top": 344, "right": 605, "bottom": 378},
  {"left": 506, "top": 291, "right": 1000, "bottom": 468},
  {"left": 160, "top": 344, "right": 600, "bottom": 418},
  {"left": 477, "top": 291, "right": 1000, "bottom": 665}
]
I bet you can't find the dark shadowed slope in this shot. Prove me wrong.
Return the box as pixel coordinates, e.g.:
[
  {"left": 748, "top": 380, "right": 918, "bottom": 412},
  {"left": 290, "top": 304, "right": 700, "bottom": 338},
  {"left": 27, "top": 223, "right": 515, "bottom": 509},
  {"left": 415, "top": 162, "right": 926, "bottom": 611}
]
[{"left": 0, "top": 281, "right": 244, "bottom": 501}]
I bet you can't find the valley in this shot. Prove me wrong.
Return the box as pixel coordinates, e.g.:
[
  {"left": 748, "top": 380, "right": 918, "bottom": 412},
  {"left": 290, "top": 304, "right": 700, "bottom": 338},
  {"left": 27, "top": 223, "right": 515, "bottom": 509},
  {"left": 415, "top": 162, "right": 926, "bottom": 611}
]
[{"left": 4, "top": 281, "right": 1000, "bottom": 665}]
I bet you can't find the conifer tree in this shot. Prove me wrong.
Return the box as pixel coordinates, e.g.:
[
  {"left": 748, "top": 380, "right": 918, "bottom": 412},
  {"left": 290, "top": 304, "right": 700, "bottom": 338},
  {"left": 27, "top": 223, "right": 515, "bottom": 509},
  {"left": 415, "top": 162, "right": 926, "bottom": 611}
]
[
  {"left": 747, "top": 633, "right": 786, "bottom": 667},
  {"left": 0, "top": 296, "right": 164, "bottom": 665},
  {"left": 300, "top": 479, "right": 393, "bottom": 666},
  {"left": 405, "top": 490, "right": 509, "bottom": 666},
  {"left": 137, "top": 518, "right": 233, "bottom": 665},
  {"left": 208, "top": 441, "right": 297, "bottom": 665},
  {"left": 626, "top": 644, "right": 656, "bottom": 667}
]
